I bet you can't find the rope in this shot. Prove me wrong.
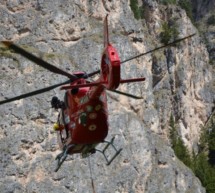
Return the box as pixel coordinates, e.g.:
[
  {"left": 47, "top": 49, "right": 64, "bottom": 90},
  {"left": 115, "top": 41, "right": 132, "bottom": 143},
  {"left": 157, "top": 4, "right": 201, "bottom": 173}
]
[{"left": 88, "top": 157, "right": 96, "bottom": 193}]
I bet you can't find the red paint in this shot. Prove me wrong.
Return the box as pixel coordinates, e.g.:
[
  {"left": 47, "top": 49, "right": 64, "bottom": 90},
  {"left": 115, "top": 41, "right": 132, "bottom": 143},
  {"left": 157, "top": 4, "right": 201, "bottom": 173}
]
[{"left": 56, "top": 15, "right": 145, "bottom": 156}]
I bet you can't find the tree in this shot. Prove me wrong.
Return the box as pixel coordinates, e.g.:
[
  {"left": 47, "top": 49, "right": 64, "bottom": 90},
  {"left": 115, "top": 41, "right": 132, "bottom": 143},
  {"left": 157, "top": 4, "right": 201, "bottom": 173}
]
[
  {"left": 208, "top": 119, "right": 215, "bottom": 166},
  {"left": 192, "top": 119, "right": 215, "bottom": 193},
  {"left": 169, "top": 114, "right": 192, "bottom": 167},
  {"left": 160, "top": 21, "right": 179, "bottom": 44},
  {"left": 193, "top": 152, "right": 215, "bottom": 193},
  {"left": 169, "top": 114, "right": 215, "bottom": 192}
]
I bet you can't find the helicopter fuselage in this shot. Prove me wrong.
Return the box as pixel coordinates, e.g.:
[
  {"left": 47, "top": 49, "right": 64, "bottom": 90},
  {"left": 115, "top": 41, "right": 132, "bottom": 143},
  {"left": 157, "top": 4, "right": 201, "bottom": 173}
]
[{"left": 57, "top": 80, "right": 109, "bottom": 154}]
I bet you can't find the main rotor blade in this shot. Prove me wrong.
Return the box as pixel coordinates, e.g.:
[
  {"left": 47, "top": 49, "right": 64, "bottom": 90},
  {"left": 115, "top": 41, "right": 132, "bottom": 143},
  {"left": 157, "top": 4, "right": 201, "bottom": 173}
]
[
  {"left": 2, "top": 41, "right": 77, "bottom": 80},
  {"left": 0, "top": 80, "right": 71, "bottom": 105},
  {"left": 121, "top": 33, "right": 196, "bottom": 64},
  {"left": 84, "top": 69, "right": 100, "bottom": 78},
  {"left": 108, "top": 89, "right": 143, "bottom": 99}
]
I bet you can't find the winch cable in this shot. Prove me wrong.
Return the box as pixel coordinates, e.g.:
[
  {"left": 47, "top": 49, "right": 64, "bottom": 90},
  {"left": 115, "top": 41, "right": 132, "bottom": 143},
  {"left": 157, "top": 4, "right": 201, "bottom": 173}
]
[{"left": 88, "top": 157, "right": 96, "bottom": 193}]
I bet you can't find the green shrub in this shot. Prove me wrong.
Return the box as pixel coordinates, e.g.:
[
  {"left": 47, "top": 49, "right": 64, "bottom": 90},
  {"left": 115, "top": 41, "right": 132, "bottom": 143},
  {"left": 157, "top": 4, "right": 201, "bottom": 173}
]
[
  {"left": 207, "top": 15, "right": 215, "bottom": 25},
  {"left": 208, "top": 119, "right": 215, "bottom": 166},
  {"left": 169, "top": 114, "right": 215, "bottom": 192},
  {"left": 169, "top": 114, "right": 192, "bottom": 167},
  {"left": 178, "top": 0, "right": 193, "bottom": 21},
  {"left": 192, "top": 118, "right": 215, "bottom": 193},
  {"left": 193, "top": 153, "right": 215, "bottom": 193},
  {"left": 130, "top": 0, "right": 144, "bottom": 20},
  {"left": 161, "top": 0, "right": 176, "bottom": 5},
  {"left": 160, "top": 21, "right": 179, "bottom": 44}
]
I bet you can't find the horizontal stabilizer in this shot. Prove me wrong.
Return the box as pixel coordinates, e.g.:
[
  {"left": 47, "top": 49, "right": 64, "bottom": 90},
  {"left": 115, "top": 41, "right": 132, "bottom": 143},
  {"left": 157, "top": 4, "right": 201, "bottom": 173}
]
[{"left": 120, "top": 77, "right": 145, "bottom": 84}]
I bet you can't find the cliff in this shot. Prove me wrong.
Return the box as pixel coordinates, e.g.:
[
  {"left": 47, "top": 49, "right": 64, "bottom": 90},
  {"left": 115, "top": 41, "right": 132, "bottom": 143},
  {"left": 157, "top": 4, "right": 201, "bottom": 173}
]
[{"left": 0, "top": 1, "right": 214, "bottom": 193}]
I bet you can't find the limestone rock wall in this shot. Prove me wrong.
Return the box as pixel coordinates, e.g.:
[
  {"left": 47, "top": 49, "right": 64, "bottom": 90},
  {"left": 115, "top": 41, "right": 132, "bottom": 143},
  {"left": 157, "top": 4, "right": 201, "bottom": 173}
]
[{"left": 0, "top": 0, "right": 214, "bottom": 193}]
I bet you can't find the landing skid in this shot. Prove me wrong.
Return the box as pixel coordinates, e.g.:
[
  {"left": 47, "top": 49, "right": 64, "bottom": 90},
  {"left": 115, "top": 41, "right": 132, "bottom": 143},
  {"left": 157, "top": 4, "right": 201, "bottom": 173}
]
[
  {"left": 96, "top": 137, "right": 122, "bottom": 165},
  {"left": 55, "top": 144, "right": 75, "bottom": 172},
  {"left": 54, "top": 144, "right": 97, "bottom": 172},
  {"left": 54, "top": 137, "right": 122, "bottom": 172}
]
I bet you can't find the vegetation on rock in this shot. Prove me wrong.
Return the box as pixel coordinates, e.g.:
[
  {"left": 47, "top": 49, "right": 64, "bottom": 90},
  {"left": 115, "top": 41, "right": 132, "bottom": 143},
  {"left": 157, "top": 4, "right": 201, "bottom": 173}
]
[
  {"left": 161, "top": 0, "right": 193, "bottom": 21},
  {"left": 192, "top": 118, "right": 215, "bottom": 193},
  {"left": 207, "top": 15, "right": 215, "bottom": 25},
  {"left": 129, "top": 0, "right": 144, "bottom": 20},
  {"left": 161, "top": 0, "right": 177, "bottom": 5},
  {"left": 169, "top": 114, "right": 192, "bottom": 167},
  {"left": 178, "top": 0, "right": 193, "bottom": 21},
  {"left": 160, "top": 21, "right": 179, "bottom": 44},
  {"left": 169, "top": 114, "right": 215, "bottom": 193}
]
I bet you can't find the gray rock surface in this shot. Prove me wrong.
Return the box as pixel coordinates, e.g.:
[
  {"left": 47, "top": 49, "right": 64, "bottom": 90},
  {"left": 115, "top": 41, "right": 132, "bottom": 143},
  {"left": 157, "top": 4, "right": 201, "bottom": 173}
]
[
  {"left": 192, "top": 0, "right": 215, "bottom": 20},
  {"left": 0, "top": 0, "right": 214, "bottom": 193}
]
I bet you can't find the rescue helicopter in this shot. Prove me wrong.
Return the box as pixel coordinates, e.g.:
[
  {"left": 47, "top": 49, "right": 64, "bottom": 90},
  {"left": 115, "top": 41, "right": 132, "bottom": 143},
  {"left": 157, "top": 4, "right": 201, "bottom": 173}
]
[{"left": 0, "top": 15, "right": 195, "bottom": 172}]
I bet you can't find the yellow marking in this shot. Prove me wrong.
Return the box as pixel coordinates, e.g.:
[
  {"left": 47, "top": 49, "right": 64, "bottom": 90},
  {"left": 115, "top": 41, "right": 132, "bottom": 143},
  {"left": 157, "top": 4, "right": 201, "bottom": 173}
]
[
  {"left": 95, "top": 105, "right": 101, "bottom": 111},
  {"left": 89, "top": 113, "right": 97, "bottom": 119},
  {"left": 89, "top": 124, "right": 96, "bottom": 131}
]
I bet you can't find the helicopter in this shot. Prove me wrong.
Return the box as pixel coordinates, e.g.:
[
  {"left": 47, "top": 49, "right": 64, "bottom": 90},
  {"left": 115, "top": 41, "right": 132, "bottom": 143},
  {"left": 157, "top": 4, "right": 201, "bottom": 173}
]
[{"left": 0, "top": 15, "right": 195, "bottom": 172}]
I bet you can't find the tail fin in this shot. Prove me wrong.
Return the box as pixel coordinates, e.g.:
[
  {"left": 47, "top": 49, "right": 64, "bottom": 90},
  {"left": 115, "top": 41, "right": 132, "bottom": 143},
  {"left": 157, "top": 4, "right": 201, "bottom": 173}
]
[
  {"left": 104, "top": 15, "right": 109, "bottom": 48},
  {"left": 101, "top": 15, "right": 120, "bottom": 90}
]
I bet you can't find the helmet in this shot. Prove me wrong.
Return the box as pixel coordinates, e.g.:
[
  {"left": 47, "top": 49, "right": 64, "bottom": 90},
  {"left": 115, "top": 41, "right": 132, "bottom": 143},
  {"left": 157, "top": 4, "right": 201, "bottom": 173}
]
[{"left": 53, "top": 123, "right": 60, "bottom": 131}]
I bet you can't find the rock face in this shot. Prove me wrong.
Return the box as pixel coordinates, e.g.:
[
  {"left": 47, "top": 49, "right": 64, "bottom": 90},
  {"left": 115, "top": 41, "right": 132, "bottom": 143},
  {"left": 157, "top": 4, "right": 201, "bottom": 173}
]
[
  {"left": 192, "top": 0, "right": 215, "bottom": 66},
  {"left": 0, "top": 1, "right": 214, "bottom": 193},
  {"left": 192, "top": 0, "right": 215, "bottom": 20}
]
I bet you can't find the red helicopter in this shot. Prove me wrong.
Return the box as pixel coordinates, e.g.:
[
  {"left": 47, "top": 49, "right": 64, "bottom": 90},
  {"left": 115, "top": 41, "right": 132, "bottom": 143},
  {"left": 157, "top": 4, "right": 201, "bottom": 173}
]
[{"left": 0, "top": 15, "right": 195, "bottom": 172}]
